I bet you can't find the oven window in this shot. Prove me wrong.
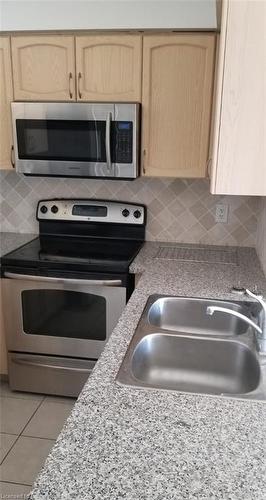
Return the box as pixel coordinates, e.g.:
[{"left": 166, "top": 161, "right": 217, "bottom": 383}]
[
  {"left": 21, "top": 290, "right": 106, "bottom": 341},
  {"left": 16, "top": 119, "right": 106, "bottom": 162}
]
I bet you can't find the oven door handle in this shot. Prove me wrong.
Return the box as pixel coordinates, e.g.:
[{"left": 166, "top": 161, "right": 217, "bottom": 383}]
[
  {"left": 4, "top": 272, "right": 122, "bottom": 287},
  {"left": 12, "top": 357, "right": 93, "bottom": 373}
]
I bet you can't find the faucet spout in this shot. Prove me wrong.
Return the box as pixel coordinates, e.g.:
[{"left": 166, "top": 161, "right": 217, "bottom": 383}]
[
  {"left": 207, "top": 290, "right": 266, "bottom": 353},
  {"left": 206, "top": 306, "right": 262, "bottom": 335},
  {"left": 245, "top": 289, "right": 266, "bottom": 334},
  {"left": 245, "top": 289, "right": 266, "bottom": 318}
]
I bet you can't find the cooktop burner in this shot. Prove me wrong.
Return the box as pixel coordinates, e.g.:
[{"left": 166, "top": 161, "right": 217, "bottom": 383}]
[{"left": 1, "top": 199, "right": 146, "bottom": 274}]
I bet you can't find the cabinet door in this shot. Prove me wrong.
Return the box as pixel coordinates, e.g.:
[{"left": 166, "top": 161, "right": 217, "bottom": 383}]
[
  {"left": 142, "top": 34, "right": 216, "bottom": 177},
  {"left": 0, "top": 37, "right": 14, "bottom": 170},
  {"left": 75, "top": 35, "right": 142, "bottom": 101},
  {"left": 11, "top": 35, "right": 75, "bottom": 101},
  {"left": 210, "top": 0, "right": 266, "bottom": 195}
]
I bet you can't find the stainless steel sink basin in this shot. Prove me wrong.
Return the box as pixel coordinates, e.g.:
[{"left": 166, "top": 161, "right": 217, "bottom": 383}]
[
  {"left": 148, "top": 297, "right": 251, "bottom": 336},
  {"left": 130, "top": 333, "right": 260, "bottom": 395},
  {"left": 116, "top": 295, "right": 266, "bottom": 400}
]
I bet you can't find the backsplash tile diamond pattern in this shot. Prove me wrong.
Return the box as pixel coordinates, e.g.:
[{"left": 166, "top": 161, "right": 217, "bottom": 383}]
[{"left": 0, "top": 172, "right": 260, "bottom": 247}]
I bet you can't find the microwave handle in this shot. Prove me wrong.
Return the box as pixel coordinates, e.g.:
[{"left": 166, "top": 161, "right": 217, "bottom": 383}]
[
  {"left": 4, "top": 272, "right": 122, "bottom": 287},
  {"left": 105, "top": 112, "right": 112, "bottom": 171}
]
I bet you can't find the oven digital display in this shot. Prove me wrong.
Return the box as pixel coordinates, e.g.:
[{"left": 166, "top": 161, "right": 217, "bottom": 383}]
[
  {"left": 118, "top": 122, "right": 131, "bottom": 130},
  {"left": 72, "top": 205, "right": 107, "bottom": 217}
]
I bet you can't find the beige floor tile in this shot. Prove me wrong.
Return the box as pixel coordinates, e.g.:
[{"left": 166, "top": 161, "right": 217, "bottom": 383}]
[
  {"left": 0, "top": 397, "right": 41, "bottom": 434},
  {"left": 0, "top": 481, "right": 31, "bottom": 497},
  {"left": 23, "top": 400, "right": 74, "bottom": 440},
  {"left": 44, "top": 394, "right": 76, "bottom": 405},
  {"left": 0, "top": 434, "right": 17, "bottom": 464},
  {"left": 0, "top": 436, "right": 54, "bottom": 485},
  {"left": 0, "top": 381, "right": 44, "bottom": 401}
]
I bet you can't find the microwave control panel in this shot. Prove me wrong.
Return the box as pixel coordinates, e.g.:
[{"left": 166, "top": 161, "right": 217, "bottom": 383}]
[{"left": 112, "top": 122, "right": 133, "bottom": 164}]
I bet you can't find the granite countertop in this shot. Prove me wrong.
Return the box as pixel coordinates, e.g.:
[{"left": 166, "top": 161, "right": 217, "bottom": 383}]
[
  {"left": 0, "top": 232, "right": 37, "bottom": 259},
  {"left": 3, "top": 238, "right": 266, "bottom": 499}
]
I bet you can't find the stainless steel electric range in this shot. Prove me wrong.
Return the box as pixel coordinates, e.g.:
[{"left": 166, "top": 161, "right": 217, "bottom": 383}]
[{"left": 1, "top": 199, "right": 146, "bottom": 397}]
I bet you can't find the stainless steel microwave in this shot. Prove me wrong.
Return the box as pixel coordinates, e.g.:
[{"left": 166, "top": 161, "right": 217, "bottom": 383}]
[{"left": 11, "top": 102, "right": 140, "bottom": 179}]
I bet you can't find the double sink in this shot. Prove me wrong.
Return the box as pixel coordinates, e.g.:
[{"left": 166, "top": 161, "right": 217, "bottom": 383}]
[{"left": 117, "top": 296, "right": 266, "bottom": 400}]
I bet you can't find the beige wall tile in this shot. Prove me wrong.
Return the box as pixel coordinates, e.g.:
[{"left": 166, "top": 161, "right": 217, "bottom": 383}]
[
  {"left": 256, "top": 198, "right": 266, "bottom": 274},
  {"left": 0, "top": 173, "right": 261, "bottom": 247}
]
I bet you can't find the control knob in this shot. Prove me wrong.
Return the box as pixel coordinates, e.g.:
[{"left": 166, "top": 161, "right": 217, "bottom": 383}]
[
  {"left": 51, "top": 205, "right": 59, "bottom": 214},
  {"left": 40, "top": 205, "right": 48, "bottom": 214},
  {"left": 133, "top": 210, "right": 142, "bottom": 219},
  {"left": 122, "top": 208, "right": 130, "bottom": 217}
]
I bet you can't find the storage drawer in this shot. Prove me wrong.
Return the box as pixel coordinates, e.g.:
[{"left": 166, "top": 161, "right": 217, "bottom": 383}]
[{"left": 8, "top": 353, "right": 95, "bottom": 397}]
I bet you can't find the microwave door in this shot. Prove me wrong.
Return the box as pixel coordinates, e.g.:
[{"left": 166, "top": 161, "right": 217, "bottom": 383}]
[{"left": 12, "top": 102, "right": 116, "bottom": 177}]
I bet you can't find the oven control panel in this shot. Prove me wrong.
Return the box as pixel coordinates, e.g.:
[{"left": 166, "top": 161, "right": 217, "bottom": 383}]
[{"left": 37, "top": 200, "right": 145, "bottom": 225}]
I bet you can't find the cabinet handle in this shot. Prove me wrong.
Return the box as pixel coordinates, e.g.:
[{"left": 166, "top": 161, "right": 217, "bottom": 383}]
[
  {"left": 142, "top": 149, "right": 146, "bottom": 175},
  {"left": 78, "top": 72, "right": 82, "bottom": 99},
  {"left": 69, "top": 72, "right": 73, "bottom": 99},
  {"left": 11, "top": 146, "right": 15, "bottom": 168},
  {"left": 206, "top": 158, "right": 212, "bottom": 178}
]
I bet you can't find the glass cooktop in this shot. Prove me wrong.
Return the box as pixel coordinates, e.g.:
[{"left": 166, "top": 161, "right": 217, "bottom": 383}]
[{"left": 1, "top": 236, "right": 143, "bottom": 273}]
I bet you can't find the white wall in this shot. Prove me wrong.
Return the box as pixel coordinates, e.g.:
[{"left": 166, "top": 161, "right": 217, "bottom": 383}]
[
  {"left": 0, "top": 0, "right": 217, "bottom": 31},
  {"left": 257, "top": 198, "right": 266, "bottom": 275}
]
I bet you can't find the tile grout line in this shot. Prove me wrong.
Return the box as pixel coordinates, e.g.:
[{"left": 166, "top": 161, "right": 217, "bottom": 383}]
[
  {"left": 17, "top": 397, "right": 46, "bottom": 436},
  {"left": 0, "top": 394, "right": 44, "bottom": 402},
  {"left": 22, "top": 399, "right": 76, "bottom": 440},
  {"left": 1, "top": 390, "right": 75, "bottom": 405},
  {"left": 0, "top": 396, "right": 45, "bottom": 466},
  {"left": 18, "top": 435, "right": 56, "bottom": 442},
  {"left": 0, "top": 432, "right": 20, "bottom": 436},
  {"left": 0, "top": 480, "right": 32, "bottom": 487},
  {"left": 0, "top": 384, "right": 75, "bottom": 484},
  {"left": 0, "top": 434, "right": 20, "bottom": 466},
  {"left": 43, "top": 398, "right": 76, "bottom": 405}
]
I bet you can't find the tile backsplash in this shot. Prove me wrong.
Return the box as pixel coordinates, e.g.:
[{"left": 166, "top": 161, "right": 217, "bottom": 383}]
[
  {"left": 0, "top": 171, "right": 261, "bottom": 246},
  {"left": 256, "top": 198, "right": 266, "bottom": 274}
]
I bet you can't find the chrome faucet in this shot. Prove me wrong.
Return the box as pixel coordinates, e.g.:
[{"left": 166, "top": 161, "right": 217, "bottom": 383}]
[{"left": 206, "top": 289, "right": 266, "bottom": 353}]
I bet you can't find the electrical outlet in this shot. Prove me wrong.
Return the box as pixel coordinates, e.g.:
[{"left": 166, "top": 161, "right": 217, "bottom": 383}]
[{"left": 215, "top": 204, "right": 229, "bottom": 223}]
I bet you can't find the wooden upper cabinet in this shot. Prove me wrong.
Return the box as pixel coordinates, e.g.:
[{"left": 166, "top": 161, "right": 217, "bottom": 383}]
[
  {"left": 210, "top": 0, "right": 266, "bottom": 195},
  {"left": 11, "top": 35, "right": 75, "bottom": 101},
  {"left": 142, "top": 34, "right": 216, "bottom": 177},
  {"left": 75, "top": 35, "right": 142, "bottom": 101},
  {"left": 0, "top": 37, "right": 14, "bottom": 169}
]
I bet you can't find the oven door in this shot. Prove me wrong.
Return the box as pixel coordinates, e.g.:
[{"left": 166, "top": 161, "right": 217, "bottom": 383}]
[{"left": 2, "top": 273, "right": 126, "bottom": 359}]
